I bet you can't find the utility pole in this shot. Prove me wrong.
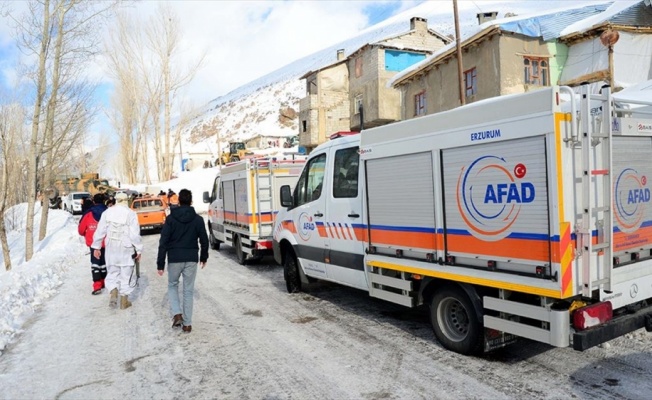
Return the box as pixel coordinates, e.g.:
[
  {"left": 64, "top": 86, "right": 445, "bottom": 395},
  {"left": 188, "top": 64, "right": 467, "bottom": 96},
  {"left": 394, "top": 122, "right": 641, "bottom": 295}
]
[
  {"left": 216, "top": 128, "right": 222, "bottom": 166},
  {"left": 453, "top": 0, "right": 466, "bottom": 106}
]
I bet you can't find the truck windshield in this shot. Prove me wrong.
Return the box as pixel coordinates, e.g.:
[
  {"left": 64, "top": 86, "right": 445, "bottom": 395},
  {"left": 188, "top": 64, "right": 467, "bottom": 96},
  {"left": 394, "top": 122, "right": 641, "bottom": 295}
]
[{"left": 231, "top": 143, "right": 245, "bottom": 152}]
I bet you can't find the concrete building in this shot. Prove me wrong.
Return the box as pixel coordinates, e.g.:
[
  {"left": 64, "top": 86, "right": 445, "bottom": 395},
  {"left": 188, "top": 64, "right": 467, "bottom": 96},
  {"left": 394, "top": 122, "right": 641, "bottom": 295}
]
[{"left": 298, "top": 17, "right": 450, "bottom": 153}]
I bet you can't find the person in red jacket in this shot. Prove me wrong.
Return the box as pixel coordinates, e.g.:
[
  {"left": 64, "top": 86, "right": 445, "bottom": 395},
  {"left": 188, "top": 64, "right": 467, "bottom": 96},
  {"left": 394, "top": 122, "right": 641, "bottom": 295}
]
[{"left": 78, "top": 193, "right": 109, "bottom": 295}]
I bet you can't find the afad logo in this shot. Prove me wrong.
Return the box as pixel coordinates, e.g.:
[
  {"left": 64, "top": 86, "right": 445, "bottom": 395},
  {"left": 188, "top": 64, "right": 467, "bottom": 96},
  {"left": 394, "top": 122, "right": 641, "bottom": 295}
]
[
  {"left": 614, "top": 168, "right": 650, "bottom": 233},
  {"left": 456, "top": 155, "right": 535, "bottom": 241},
  {"left": 297, "top": 212, "right": 316, "bottom": 241}
]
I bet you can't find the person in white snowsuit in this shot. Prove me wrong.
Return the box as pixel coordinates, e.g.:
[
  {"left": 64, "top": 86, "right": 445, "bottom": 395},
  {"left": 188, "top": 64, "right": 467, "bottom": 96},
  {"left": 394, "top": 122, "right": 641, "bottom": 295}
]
[{"left": 91, "top": 192, "right": 143, "bottom": 309}]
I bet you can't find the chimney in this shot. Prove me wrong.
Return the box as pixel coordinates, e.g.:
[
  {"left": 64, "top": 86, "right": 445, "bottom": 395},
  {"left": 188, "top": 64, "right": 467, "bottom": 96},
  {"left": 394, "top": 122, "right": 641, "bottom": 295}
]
[
  {"left": 410, "top": 17, "right": 427, "bottom": 32},
  {"left": 477, "top": 11, "right": 498, "bottom": 25},
  {"left": 337, "top": 49, "right": 345, "bottom": 61}
]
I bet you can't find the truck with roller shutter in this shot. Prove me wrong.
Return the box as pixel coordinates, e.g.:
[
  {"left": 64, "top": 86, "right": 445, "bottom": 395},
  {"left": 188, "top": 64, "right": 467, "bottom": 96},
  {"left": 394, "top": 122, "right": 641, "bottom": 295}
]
[
  {"left": 203, "top": 157, "right": 306, "bottom": 264},
  {"left": 272, "top": 85, "right": 652, "bottom": 355}
]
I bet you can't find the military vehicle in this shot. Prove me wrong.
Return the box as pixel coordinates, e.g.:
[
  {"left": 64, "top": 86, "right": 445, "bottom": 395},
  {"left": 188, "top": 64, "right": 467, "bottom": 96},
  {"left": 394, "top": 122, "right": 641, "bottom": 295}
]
[{"left": 45, "top": 173, "right": 117, "bottom": 209}]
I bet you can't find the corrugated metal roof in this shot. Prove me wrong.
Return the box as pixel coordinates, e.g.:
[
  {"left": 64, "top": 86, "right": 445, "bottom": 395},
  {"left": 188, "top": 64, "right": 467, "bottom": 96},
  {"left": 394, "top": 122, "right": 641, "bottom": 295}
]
[
  {"left": 609, "top": 2, "right": 652, "bottom": 26},
  {"left": 498, "top": 3, "right": 612, "bottom": 40}
]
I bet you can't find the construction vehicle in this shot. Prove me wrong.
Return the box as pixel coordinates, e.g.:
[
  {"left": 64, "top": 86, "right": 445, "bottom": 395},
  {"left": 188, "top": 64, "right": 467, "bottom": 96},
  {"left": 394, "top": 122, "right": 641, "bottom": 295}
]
[
  {"left": 273, "top": 85, "right": 652, "bottom": 355},
  {"left": 203, "top": 157, "right": 306, "bottom": 264},
  {"left": 45, "top": 173, "right": 116, "bottom": 209},
  {"left": 218, "top": 142, "right": 255, "bottom": 165}
]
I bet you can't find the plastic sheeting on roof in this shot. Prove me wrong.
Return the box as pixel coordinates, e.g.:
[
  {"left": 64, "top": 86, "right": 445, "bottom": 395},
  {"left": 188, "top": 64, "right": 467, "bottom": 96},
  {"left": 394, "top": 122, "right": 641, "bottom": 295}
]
[
  {"left": 560, "top": 32, "right": 652, "bottom": 88},
  {"left": 560, "top": 0, "right": 644, "bottom": 37},
  {"left": 498, "top": 3, "right": 611, "bottom": 41}
]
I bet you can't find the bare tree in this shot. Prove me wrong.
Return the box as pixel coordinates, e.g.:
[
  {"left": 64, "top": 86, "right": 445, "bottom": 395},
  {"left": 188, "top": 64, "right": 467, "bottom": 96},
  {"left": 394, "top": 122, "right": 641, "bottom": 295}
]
[
  {"left": 7, "top": 0, "right": 115, "bottom": 260},
  {"left": 104, "top": 10, "right": 159, "bottom": 184},
  {"left": 105, "top": 5, "right": 204, "bottom": 184},
  {"left": 144, "top": 4, "right": 205, "bottom": 182},
  {"left": 0, "top": 99, "right": 26, "bottom": 271}
]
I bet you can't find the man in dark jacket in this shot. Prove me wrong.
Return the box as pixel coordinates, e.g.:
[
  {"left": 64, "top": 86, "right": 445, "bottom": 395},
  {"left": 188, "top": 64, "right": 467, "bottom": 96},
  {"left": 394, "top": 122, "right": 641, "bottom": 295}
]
[
  {"left": 156, "top": 189, "right": 208, "bottom": 333},
  {"left": 78, "top": 193, "right": 108, "bottom": 295}
]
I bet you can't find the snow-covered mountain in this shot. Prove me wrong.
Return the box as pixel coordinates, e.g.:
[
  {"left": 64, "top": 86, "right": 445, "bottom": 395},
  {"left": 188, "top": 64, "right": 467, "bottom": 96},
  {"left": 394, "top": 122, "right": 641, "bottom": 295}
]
[{"left": 183, "top": 1, "right": 610, "bottom": 153}]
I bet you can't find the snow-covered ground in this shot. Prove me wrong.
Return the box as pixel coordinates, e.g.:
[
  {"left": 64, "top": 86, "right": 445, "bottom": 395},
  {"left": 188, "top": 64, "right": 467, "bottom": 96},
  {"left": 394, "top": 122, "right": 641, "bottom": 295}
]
[{"left": 0, "top": 167, "right": 218, "bottom": 352}]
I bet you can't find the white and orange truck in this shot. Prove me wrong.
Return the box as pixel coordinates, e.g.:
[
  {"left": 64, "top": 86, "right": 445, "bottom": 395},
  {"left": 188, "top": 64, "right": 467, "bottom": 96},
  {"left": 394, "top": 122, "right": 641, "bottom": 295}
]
[
  {"left": 203, "top": 157, "right": 306, "bottom": 264},
  {"left": 272, "top": 84, "right": 652, "bottom": 355}
]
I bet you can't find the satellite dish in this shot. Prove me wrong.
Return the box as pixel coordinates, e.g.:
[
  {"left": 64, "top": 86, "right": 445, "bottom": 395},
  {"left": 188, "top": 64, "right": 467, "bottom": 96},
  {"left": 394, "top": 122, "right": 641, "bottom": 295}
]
[{"left": 600, "top": 29, "right": 620, "bottom": 47}]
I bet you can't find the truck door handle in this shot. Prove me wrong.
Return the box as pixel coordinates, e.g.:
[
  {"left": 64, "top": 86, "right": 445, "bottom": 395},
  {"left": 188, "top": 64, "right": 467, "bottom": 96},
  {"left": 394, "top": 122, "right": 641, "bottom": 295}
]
[
  {"left": 314, "top": 212, "right": 323, "bottom": 217},
  {"left": 348, "top": 213, "right": 360, "bottom": 218}
]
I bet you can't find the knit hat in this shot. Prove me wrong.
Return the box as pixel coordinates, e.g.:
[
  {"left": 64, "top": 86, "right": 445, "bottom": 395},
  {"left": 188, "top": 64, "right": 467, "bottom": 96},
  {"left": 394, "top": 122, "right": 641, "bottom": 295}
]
[{"left": 115, "top": 192, "right": 129, "bottom": 206}]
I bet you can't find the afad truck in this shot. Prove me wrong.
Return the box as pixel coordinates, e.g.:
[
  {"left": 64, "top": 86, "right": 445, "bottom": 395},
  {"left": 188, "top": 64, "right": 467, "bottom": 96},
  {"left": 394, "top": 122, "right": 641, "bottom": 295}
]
[
  {"left": 272, "top": 85, "right": 652, "bottom": 355},
  {"left": 203, "top": 157, "right": 306, "bottom": 264}
]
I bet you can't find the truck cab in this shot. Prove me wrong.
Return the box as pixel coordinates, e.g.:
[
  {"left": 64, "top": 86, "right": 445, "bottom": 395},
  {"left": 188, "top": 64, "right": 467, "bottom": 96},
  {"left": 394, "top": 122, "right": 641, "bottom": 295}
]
[
  {"left": 274, "top": 133, "right": 367, "bottom": 292},
  {"left": 203, "top": 174, "right": 225, "bottom": 251}
]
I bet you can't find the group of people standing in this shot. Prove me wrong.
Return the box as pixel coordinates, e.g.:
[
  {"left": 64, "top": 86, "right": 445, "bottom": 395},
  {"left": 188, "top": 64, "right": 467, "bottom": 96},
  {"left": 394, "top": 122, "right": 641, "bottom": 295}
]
[{"left": 77, "top": 188, "right": 208, "bottom": 333}]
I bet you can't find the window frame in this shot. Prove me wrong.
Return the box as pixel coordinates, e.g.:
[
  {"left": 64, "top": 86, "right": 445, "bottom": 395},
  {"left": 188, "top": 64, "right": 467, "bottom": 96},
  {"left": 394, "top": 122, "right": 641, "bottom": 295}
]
[
  {"left": 523, "top": 56, "right": 549, "bottom": 86},
  {"left": 333, "top": 146, "right": 359, "bottom": 199},
  {"left": 354, "top": 95, "right": 363, "bottom": 115},
  {"left": 414, "top": 91, "right": 427, "bottom": 116},
  {"left": 464, "top": 67, "right": 477, "bottom": 98}
]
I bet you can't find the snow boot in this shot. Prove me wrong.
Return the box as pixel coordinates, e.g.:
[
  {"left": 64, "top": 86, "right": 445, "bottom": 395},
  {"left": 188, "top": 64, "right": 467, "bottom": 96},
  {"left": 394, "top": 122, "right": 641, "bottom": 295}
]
[
  {"left": 120, "top": 295, "right": 132, "bottom": 309},
  {"left": 109, "top": 288, "right": 118, "bottom": 308}
]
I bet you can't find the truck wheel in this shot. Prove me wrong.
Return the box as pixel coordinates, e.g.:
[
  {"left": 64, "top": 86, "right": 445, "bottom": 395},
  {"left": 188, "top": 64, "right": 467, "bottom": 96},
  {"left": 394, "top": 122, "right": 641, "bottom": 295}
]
[
  {"left": 283, "top": 250, "right": 301, "bottom": 293},
  {"left": 234, "top": 235, "right": 246, "bottom": 265},
  {"left": 430, "top": 285, "right": 483, "bottom": 355},
  {"left": 209, "top": 229, "right": 221, "bottom": 251}
]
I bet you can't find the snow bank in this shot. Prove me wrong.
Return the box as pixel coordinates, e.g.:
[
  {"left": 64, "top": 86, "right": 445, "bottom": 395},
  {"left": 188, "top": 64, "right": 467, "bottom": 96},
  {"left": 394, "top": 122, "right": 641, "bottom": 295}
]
[{"left": 0, "top": 204, "right": 86, "bottom": 354}]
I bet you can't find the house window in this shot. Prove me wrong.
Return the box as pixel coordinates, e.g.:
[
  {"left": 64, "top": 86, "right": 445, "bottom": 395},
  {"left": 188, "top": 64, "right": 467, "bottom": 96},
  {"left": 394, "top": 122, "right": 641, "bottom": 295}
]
[
  {"left": 464, "top": 67, "right": 477, "bottom": 97},
  {"left": 355, "top": 57, "right": 363, "bottom": 78},
  {"left": 414, "top": 91, "right": 426, "bottom": 116},
  {"left": 308, "top": 79, "right": 318, "bottom": 95},
  {"left": 524, "top": 56, "right": 549, "bottom": 86},
  {"left": 354, "top": 95, "right": 363, "bottom": 115},
  {"left": 302, "top": 120, "right": 307, "bottom": 132}
]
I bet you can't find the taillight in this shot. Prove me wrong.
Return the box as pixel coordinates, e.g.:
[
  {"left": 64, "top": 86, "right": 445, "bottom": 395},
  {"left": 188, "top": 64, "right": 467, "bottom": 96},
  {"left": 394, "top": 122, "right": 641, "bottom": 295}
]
[
  {"left": 572, "top": 301, "right": 613, "bottom": 331},
  {"left": 255, "top": 241, "right": 271, "bottom": 250}
]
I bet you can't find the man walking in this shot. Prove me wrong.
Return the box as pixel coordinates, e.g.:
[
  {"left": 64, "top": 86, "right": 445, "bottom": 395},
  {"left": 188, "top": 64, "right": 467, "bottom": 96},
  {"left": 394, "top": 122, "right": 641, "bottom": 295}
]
[
  {"left": 92, "top": 192, "right": 143, "bottom": 309},
  {"left": 157, "top": 189, "right": 208, "bottom": 333},
  {"left": 78, "top": 193, "right": 108, "bottom": 295}
]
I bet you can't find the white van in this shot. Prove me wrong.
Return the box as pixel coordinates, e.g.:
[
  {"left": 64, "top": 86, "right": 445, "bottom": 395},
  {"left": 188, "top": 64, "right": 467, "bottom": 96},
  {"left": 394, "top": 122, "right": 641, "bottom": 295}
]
[{"left": 62, "top": 191, "right": 91, "bottom": 214}]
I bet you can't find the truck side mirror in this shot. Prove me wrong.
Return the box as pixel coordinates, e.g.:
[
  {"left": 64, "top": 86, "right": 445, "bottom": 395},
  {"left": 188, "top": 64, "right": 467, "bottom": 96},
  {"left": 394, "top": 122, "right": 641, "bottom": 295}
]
[
  {"left": 280, "top": 185, "right": 293, "bottom": 208},
  {"left": 203, "top": 191, "right": 210, "bottom": 203}
]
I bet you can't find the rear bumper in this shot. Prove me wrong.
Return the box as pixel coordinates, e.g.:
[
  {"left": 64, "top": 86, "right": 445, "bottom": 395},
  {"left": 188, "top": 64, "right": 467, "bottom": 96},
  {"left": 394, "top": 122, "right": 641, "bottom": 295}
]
[
  {"left": 140, "top": 224, "right": 164, "bottom": 231},
  {"left": 573, "top": 305, "right": 652, "bottom": 351}
]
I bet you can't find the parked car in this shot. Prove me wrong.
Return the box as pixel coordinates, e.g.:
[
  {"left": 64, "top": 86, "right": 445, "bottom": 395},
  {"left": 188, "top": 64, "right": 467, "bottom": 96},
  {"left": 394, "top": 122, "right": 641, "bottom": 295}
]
[{"left": 62, "top": 191, "right": 91, "bottom": 215}]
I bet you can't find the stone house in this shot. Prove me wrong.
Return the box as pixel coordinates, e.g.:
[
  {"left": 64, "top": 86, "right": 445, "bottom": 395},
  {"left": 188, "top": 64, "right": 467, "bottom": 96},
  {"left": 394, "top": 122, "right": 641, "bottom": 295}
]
[
  {"left": 389, "top": 3, "right": 629, "bottom": 118},
  {"left": 298, "top": 17, "right": 450, "bottom": 153}
]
